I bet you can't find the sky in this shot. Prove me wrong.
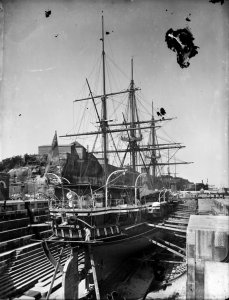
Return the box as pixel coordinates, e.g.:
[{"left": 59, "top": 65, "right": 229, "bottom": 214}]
[{"left": 0, "top": 0, "right": 228, "bottom": 187}]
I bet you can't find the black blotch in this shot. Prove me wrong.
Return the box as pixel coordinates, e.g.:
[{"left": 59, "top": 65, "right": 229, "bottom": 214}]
[
  {"left": 165, "top": 27, "right": 199, "bottom": 68},
  {"left": 166, "top": 9, "right": 168, "bottom": 11},
  {"left": 54, "top": 34, "right": 59, "bottom": 38},
  {"left": 209, "top": 0, "right": 224, "bottom": 4},
  {"left": 157, "top": 108, "right": 166, "bottom": 117},
  {"left": 19, "top": 114, "right": 21, "bottom": 117},
  {"left": 106, "top": 31, "right": 110, "bottom": 35},
  {"left": 45, "top": 10, "right": 51, "bottom": 18},
  {"left": 160, "top": 108, "right": 166, "bottom": 116},
  {"left": 186, "top": 17, "right": 191, "bottom": 22}
]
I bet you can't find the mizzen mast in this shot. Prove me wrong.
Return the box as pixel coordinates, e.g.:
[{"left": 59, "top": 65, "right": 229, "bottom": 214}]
[{"left": 151, "top": 101, "right": 156, "bottom": 182}]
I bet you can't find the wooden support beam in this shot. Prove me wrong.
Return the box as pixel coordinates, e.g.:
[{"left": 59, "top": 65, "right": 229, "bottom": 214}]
[
  {"left": 172, "top": 213, "right": 191, "bottom": 217},
  {"left": 146, "top": 259, "right": 184, "bottom": 264},
  {"left": 158, "top": 238, "right": 186, "bottom": 253},
  {"left": 170, "top": 215, "right": 189, "bottom": 219},
  {"left": 134, "top": 258, "right": 184, "bottom": 264},
  {"left": 46, "top": 246, "right": 65, "bottom": 300},
  {"left": 174, "top": 233, "right": 187, "bottom": 239},
  {"left": 147, "top": 223, "right": 186, "bottom": 233},
  {"left": 148, "top": 239, "right": 186, "bottom": 258},
  {"left": 176, "top": 210, "right": 195, "bottom": 213},
  {"left": 42, "top": 240, "right": 64, "bottom": 273},
  {"left": 159, "top": 223, "right": 187, "bottom": 229},
  {"left": 88, "top": 245, "right": 100, "bottom": 300},
  {"left": 166, "top": 219, "right": 189, "bottom": 224}
]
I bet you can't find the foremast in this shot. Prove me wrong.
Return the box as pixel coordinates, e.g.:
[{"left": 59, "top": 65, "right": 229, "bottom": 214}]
[
  {"left": 101, "top": 14, "right": 108, "bottom": 183},
  {"left": 126, "top": 58, "right": 142, "bottom": 173}
]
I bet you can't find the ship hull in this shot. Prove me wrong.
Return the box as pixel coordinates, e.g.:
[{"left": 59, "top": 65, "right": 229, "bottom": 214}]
[{"left": 86, "top": 224, "right": 166, "bottom": 282}]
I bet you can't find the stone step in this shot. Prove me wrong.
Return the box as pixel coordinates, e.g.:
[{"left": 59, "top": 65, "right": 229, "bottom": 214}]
[
  {"left": 9, "top": 252, "right": 46, "bottom": 275},
  {"left": 0, "top": 248, "right": 16, "bottom": 261},
  {"left": 0, "top": 226, "right": 31, "bottom": 242},
  {"left": 37, "top": 269, "right": 62, "bottom": 285},
  {"left": 39, "top": 229, "right": 52, "bottom": 239},
  {"left": 0, "top": 209, "right": 28, "bottom": 220},
  {"left": 0, "top": 253, "right": 69, "bottom": 298},
  {"left": 29, "top": 275, "right": 63, "bottom": 299},
  {"left": 15, "top": 242, "right": 42, "bottom": 256},
  {"left": 0, "top": 246, "right": 39, "bottom": 276},
  {"left": 0, "top": 217, "right": 30, "bottom": 232},
  {"left": 31, "top": 208, "right": 49, "bottom": 216},
  {"left": 0, "top": 234, "right": 35, "bottom": 253},
  {"left": 0, "top": 254, "right": 49, "bottom": 285},
  {"left": 2, "top": 246, "right": 70, "bottom": 284},
  {"left": 0, "top": 249, "right": 71, "bottom": 299},
  {"left": 0, "top": 253, "right": 16, "bottom": 274},
  {"left": 0, "top": 260, "right": 54, "bottom": 297},
  {"left": 35, "top": 271, "right": 62, "bottom": 288},
  {"left": 9, "top": 245, "right": 70, "bottom": 276}
]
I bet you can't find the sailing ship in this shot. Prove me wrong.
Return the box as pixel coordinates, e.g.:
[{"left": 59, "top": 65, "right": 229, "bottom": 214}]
[{"left": 47, "top": 15, "right": 188, "bottom": 285}]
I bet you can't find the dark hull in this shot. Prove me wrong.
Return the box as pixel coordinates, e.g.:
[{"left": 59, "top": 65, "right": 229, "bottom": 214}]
[
  {"left": 50, "top": 202, "right": 178, "bottom": 285},
  {"left": 89, "top": 225, "right": 166, "bottom": 281}
]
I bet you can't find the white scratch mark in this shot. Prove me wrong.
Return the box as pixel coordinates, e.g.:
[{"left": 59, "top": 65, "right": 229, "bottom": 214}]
[{"left": 28, "top": 67, "right": 55, "bottom": 72}]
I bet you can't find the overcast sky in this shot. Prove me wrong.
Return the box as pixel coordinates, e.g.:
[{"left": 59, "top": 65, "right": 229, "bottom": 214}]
[{"left": 0, "top": 0, "right": 228, "bottom": 187}]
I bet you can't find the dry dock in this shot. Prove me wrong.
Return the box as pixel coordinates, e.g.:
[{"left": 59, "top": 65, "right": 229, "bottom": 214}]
[
  {"left": 0, "top": 196, "right": 228, "bottom": 300},
  {"left": 147, "top": 196, "right": 229, "bottom": 300}
]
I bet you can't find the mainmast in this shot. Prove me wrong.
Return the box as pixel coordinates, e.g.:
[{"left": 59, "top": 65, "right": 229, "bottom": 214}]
[
  {"left": 101, "top": 14, "right": 108, "bottom": 183},
  {"left": 129, "top": 58, "right": 137, "bottom": 172}
]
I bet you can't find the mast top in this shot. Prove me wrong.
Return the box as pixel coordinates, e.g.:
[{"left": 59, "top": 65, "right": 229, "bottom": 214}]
[{"left": 131, "top": 57, "right": 134, "bottom": 84}]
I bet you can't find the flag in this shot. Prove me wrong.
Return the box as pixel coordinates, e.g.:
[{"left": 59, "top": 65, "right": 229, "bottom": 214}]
[{"left": 45, "top": 131, "right": 59, "bottom": 175}]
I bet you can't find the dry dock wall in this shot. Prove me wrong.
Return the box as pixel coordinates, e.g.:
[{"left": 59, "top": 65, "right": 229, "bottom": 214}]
[{"left": 186, "top": 215, "right": 229, "bottom": 300}]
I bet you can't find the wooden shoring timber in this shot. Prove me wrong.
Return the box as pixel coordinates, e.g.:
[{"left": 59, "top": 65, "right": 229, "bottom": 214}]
[
  {"left": 46, "top": 246, "right": 65, "bottom": 300},
  {"left": 167, "top": 217, "right": 189, "bottom": 222},
  {"left": 41, "top": 240, "right": 64, "bottom": 273},
  {"left": 170, "top": 215, "right": 190, "bottom": 219},
  {"left": 159, "top": 223, "right": 187, "bottom": 229},
  {"left": 147, "top": 259, "right": 184, "bottom": 264},
  {"left": 88, "top": 245, "right": 100, "bottom": 300},
  {"left": 157, "top": 238, "right": 186, "bottom": 253},
  {"left": 177, "top": 204, "right": 194, "bottom": 207},
  {"left": 174, "top": 233, "right": 186, "bottom": 239},
  {"left": 176, "top": 211, "right": 195, "bottom": 214},
  {"left": 148, "top": 239, "right": 186, "bottom": 258},
  {"left": 174, "top": 210, "right": 192, "bottom": 213},
  {"left": 174, "top": 211, "right": 193, "bottom": 214},
  {"left": 165, "top": 219, "right": 189, "bottom": 225},
  {"left": 147, "top": 223, "right": 186, "bottom": 233},
  {"left": 171, "top": 214, "right": 191, "bottom": 218},
  {"left": 176, "top": 208, "right": 195, "bottom": 211},
  {"left": 135, "top": 258, "right": 184, "bottom": 264}
]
